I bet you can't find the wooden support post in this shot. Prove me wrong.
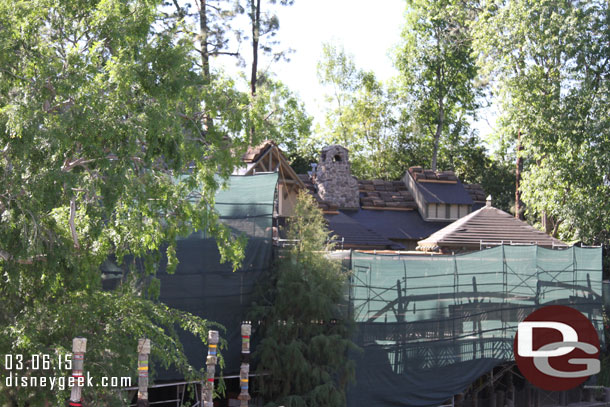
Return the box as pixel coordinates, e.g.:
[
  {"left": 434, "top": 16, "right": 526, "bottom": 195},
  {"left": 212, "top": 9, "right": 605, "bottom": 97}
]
[
  {"left": 560, "top": 390, "right": 567, "bottom": 406},
  {"left": 506, "top": 369, "right": 515, "bottom": 407},
  {"left": 137, "top": 339, "right": 151, "bottom": 407},
  {"left": 69, "top": 337, "right": 87, "bottom": 407},
  {"left": 202, "top": 330, "right": 219, "bottom": 407},
  {"left": 497, "top": 390, "right": 505, "bottom": 407},
  {"left": 488, "top": 386, "right": 496, "bottom": 407},
  {"left": 525, "top": 382, "right": 533, "bottom": 407},
  {"left": 238, "top": 323, "right": 251, "bottom": 407},
  {"left": 454, "top": 393, "right": 464, "bottom": 407}
]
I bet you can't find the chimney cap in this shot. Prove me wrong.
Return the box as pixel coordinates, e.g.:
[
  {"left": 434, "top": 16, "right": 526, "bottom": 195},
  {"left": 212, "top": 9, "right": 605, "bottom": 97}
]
[{"left": 486, "top": 195, "right": 492, "bottom": 207}]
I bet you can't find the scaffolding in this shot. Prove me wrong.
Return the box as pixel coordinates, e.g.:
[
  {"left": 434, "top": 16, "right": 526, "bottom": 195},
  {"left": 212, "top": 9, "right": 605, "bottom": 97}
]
[{"left": 347, "top": 245, "right": 603, "bottom": 407}]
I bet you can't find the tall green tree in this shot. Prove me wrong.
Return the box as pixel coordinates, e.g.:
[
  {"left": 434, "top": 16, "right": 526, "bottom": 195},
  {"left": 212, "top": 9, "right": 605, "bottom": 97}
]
[
  {"left": 473, "top": 0, "right": 610, "bottom": 242},
  {"left": 251, "top": 76, "right": 314, "bottom": 171},
  {"left": 168, "top": 0, "right": 242, "bottom": 81},
  {"left": 316, "top": 43, "right": 403, "bottom": 179},
  {"left": 251, "top": 192, "right": 356, "bottom": 407},
  {"left": 396, "top": 0, "right": 479, "bottom": 171},
  {"left": 0, "top": 0, "right": 258, "bottom": 404},
  {"left": 246, "top": 0, "right": 294, "bottom": 97}
]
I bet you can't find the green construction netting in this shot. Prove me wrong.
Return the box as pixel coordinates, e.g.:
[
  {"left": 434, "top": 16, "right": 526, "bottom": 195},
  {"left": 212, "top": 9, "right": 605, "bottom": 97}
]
[
  {"left": 347, "top": 245, "right": 603, "bottom": 407},
  {"left": 156, "top": 173, "right": 278, "bottom": 379}
]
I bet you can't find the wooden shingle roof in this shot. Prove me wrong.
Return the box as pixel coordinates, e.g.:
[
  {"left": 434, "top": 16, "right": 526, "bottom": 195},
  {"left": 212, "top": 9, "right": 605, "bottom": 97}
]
[
  {"left": 238, "top": 140, "right": 305, "bottom": 189},
  {"left": 242, "top": 140, "right": 276, "bottom": 163},
  {"left": 409, "top": 166, "right": 458, "bottom": 182},
  {"left": 463, "top": 183, "right": 487, "bottom": 203},
  {"left": 358, "top": 180, "right": 416, "bottom": 210},
  {"left": 417, "top": 204, "right": 566, "bottom": 251}
]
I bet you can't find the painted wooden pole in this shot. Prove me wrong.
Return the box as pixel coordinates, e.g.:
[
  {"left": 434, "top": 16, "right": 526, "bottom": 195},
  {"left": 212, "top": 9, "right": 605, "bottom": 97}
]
[
  {"left": 137, "top": 339, "right": 151, "bottom": 407},
  {"left": 203, "top": 330, "right": 219, "bottom": 407},
  {"left": 238, "top": 323, "right": 251, "bottom": 407},
  {"left": 69, "top": 337, "right": 87, "bottom": 407}
]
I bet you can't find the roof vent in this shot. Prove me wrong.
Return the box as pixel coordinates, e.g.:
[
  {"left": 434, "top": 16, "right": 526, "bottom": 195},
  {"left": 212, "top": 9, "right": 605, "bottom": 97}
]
[{"left": 486, "top": 195, "right": 492, "bottom": 207}]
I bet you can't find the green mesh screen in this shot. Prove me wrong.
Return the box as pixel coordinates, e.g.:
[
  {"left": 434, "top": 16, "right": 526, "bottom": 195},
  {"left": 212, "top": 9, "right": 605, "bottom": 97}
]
[{"left": 348, "top": 246, "right": 603, "bottom": 406}]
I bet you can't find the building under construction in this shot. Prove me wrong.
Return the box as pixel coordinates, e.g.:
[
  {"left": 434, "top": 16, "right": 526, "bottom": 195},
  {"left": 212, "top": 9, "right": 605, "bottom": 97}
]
[{"left": 104, "top": 143, "right": 606, "bottom": 406}]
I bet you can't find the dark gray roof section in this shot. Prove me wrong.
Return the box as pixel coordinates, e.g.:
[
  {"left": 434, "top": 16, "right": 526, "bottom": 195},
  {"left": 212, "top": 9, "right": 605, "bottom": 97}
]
[
  {"left": 324, "top": 211, "right": 404, "bottom": 250},
  {"left": 345, "top": 209, "right": 451, "bottom": 241},
  {"left": 414, "top": 179, "right": 474, "bottom": 205}
]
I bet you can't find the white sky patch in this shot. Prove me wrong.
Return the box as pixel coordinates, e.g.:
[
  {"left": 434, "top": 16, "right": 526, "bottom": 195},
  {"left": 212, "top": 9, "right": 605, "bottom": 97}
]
[
  {"left": 271, "top": 0, "right": 405, "bottom": 122},
  {"left": 212, "top": 0, "right": 496, "bottom": 141}
]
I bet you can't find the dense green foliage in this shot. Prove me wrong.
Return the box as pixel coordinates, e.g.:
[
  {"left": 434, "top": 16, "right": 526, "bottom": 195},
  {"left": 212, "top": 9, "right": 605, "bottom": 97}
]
[
  {"left": 396, "top": 0, "right": 479, "bottom": 172},
  {"left": 2, "top": 0, "right": 608, "bottom": 404},
  {"left": 0, "top": 0, "right": 260, "bottom": 404},
  {"left": 473, "top": 0, "right": 610, "bottom": 242},
  {"left": 315, "top": 43, "right": 403, "bottom": 179},
  {"left": 251, "top": 192, "right": 356, "bottom": 407},
  {"left": 314, "top": 14, "right": 515, "bottom": 212}
]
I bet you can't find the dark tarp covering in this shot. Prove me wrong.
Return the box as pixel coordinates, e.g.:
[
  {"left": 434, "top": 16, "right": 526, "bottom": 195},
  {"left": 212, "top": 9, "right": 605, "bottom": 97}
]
[
  {"left": 348, "top": 246, "right": 603, "bottom": 406},
  {"left": 413, "top": 179, "right": 473, "bottom": 205},
  {"left": 344, "top": 209, "right": 451, "bottom": 241},
  {"left": 157, "top": 173, "right": 277, "bottom": 379},
  {"left": 348, "top": 348, "right": 502, "bottom": 407},
  {"left": 325, "top": 211, "right": 404, "bottom": 249}
]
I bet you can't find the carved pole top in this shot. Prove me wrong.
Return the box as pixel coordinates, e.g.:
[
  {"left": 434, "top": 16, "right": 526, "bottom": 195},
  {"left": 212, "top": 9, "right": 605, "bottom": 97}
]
[
  {"left": 72, "top": 337, "right": 87, "bottom": 353},
  {"left": 138, "top": 338, "right": 151, "bottom": 354}
]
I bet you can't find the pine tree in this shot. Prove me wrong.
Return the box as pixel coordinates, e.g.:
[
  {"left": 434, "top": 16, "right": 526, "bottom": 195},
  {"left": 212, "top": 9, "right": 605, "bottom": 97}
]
[{"left": 250, "top": 192, "right": 356, "bottom": 407}]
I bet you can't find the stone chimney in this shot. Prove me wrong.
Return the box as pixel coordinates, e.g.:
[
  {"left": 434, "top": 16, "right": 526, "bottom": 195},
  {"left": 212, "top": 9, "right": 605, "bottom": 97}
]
[{"left": 313, "top": 145, "right": 359, "bottom": 209}]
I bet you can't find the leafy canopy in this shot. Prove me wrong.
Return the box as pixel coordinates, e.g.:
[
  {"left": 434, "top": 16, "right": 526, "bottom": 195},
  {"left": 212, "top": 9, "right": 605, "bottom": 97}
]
[
  {"left": 0, "top": 0, "right": 261, "bottom": 404},
  {"left": 473, "top": 0, "right": 610, "bottom": 241}
]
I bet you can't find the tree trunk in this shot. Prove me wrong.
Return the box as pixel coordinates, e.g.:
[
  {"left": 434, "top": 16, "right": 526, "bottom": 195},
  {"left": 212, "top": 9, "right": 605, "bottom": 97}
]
[
  {"left": 199, "top": 0, "right": 210, "bottom": 83},
  {"left": 431, "top": 103, "right": 444, "bottom": 172},
  {"left": 197, "top": 0, "right": 215, "bottom": 133},
  {"left": 247, "top": 0, "right": 261, "bottom": 143},
  {"left": 515, "top": 129, "right": 524, "bottom": 220},
  {"left": 250, "top": 0, "right": 260, "bottom": 97}
]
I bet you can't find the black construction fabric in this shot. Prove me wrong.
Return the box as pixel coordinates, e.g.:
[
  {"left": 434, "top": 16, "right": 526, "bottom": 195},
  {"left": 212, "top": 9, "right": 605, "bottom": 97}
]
[
  {"left": 156, "top": 174, "right": 278, "bottom": 379},
  {"left": 347, "top": 346, "right": 502, "bottom": 407},
  {"left": 157, "top": 236, "right": 268, "bottom": 379}
]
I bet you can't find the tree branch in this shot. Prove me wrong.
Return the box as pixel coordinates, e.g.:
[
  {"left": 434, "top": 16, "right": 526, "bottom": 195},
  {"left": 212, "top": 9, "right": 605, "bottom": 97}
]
[
  {"left": 62, "top": 157, "right": 97, "bottom": 172},
  {"left": 69, "top": 197, "right": 80, "bottom": 249},
  {"left": 0, "top": 249, "right": 46, "bottom": 265}
]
